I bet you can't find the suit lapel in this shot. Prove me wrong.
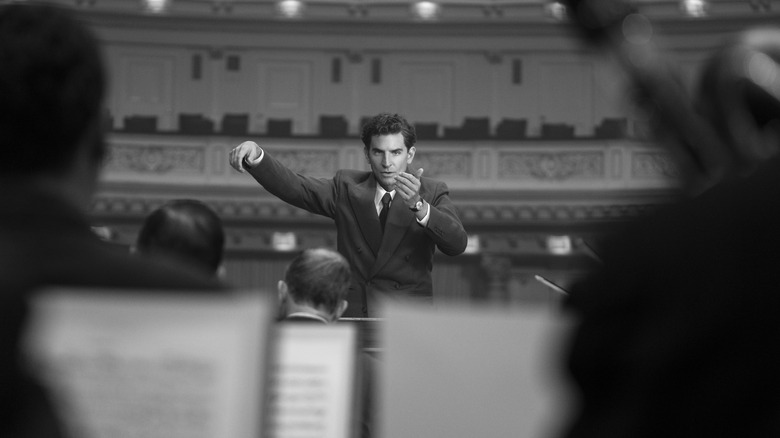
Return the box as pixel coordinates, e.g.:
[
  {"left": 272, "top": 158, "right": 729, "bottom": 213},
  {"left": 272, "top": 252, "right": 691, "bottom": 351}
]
[{"left": 348, "top": 177, "right": 383, "bottom": 256}]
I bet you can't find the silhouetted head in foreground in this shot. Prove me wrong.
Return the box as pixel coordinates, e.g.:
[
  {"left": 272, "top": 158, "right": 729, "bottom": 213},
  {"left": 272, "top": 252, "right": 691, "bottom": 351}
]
[
  {"left": 135, "top": 199, "right": 226, "bottom": 276},
  {"left": 0, "top": 2, "right": 107, "bottom": 207}
]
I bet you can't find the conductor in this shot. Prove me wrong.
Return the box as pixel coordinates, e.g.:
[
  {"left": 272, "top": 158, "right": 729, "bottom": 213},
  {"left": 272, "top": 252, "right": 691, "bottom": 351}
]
[{"left": 229, "top": 113, "right": 468, "bottom": 317}]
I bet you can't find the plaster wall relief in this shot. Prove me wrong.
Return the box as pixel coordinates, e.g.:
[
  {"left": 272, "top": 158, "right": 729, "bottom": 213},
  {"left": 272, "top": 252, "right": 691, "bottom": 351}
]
[
  {"left": 631, "top": 150, "right": 681, "bottom": 179},
  {"left": 105, "top": 143, "right": 206, "bottom": 175},
  {"left": 269, "top": 148, "right": 341, "bottom": 177},
  {"left": 497, "top": 150, "right": 604, "bottom": 182},
  {"left": 412, "top": 151, "right": 472, "bottom": 180}
]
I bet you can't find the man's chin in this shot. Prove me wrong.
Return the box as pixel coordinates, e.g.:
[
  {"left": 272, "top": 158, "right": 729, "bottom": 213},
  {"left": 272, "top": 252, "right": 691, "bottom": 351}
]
[{"left": 377, "top": 178, "right": 395, "bottom": 191}]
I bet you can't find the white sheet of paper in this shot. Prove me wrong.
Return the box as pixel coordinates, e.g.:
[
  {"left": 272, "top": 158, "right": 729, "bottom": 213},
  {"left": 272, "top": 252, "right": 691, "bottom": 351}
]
[
  {"left": 265, "top": 323, "right": 358, "bottom": 438},
  {"left": 24, "top": 289, "right": 272, "bottom": 438},
  {"left": 378, "top": 302, "right": 576, "bottom": 438}
]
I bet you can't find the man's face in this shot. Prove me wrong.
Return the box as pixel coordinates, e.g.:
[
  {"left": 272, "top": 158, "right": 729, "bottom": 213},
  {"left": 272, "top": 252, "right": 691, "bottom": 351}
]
[{"left": 365, "top": 132, "right": 415, "bottom": 191}]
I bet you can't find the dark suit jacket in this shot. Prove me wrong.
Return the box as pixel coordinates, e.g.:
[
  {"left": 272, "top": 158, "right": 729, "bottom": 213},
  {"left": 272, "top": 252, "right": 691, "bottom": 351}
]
[
  {"left": 0, "top": 185, "right": 224, "bottom": 438},
  {"left": 561, "top": 154, "right": 780, "bottom": 437},
  {"left": 250, "top": 152, "right": 468, "bottom": 316}
]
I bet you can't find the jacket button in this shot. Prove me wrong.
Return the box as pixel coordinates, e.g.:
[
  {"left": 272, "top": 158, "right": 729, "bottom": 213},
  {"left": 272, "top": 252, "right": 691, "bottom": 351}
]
[{"left": 405, "top": 255, "right": 410, "bottom": 261}]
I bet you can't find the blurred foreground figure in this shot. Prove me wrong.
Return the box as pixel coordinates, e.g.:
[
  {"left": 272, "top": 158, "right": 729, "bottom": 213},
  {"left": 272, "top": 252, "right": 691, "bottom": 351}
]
[
  {"left": 561, "top": 25, "right": 780, "bottom": 438},
  {"left": 0, "top": 4, "right": 222, "bottom": 437},
  {"left": 135, "top": 199, "right": 226, "bottom": 277}
]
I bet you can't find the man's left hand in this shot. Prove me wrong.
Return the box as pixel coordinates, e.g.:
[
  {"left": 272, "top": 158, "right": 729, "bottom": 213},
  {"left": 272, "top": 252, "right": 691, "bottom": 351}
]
[{"left": 395, "top": 168, "right": 424, "bottom": 208}]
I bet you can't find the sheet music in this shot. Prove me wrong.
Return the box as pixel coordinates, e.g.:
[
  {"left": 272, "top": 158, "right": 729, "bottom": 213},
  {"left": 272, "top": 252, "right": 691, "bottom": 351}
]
[
  {"left": 266, "top": 324, "right": 358, "bottom": 438},
  {"left": 24, "top": 289, "right": 272, "bottom": 438}
]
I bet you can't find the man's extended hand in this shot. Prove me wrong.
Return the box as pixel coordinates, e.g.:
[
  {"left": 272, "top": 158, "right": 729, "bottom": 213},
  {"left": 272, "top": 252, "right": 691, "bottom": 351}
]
[
  {"left": 395, "top": 168, "right": 424, "bottom": 208},
  {"left": 229, "top": 141, "right": 262, "bottom": 173}
]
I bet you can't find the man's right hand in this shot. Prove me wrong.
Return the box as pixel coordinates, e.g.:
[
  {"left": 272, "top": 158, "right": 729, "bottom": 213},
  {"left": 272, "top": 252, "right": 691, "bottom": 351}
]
[{"left": 229, "top": 141, "right": 262, "bottom": 173}]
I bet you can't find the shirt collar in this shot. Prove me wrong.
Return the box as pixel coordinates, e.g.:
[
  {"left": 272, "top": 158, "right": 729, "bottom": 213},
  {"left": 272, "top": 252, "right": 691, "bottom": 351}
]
[
  {"left": 374, "top": 186, "right": 396, "bottom": 208},
  {"left": 286, "top": 312, "right": 330, "bottom": 324}
]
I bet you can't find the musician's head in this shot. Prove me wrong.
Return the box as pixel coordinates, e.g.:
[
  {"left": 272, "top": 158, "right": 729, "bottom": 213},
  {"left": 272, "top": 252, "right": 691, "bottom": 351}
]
[{"left": 695, "top": 27, "right": 780, "bottom": 178}]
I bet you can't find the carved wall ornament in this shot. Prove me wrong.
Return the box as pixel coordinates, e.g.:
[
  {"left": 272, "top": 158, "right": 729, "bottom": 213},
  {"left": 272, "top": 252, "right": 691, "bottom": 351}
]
[
  {"left": 274, "top": 150, "right": 340, "bottom": 176},
  {"left": 497, "top": 151, "right": 604, "bottom": 181},
  {"left": 106, "top": 144, "right": 205, "bottom": 174},
  {"left": 631, "top": 151, "right": 679, "bottom": 178},
  {"left": 413, "top": 152, "right": 472, "bottom": 178}
]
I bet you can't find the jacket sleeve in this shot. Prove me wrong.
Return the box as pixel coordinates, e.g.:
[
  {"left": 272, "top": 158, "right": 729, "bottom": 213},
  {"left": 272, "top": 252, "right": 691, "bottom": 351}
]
[
  {"left": 422, "top": 179, "right": 468, "bottom": 256},
  {"left": 247, "top": 151, "right": 338, "bottom": 219}
]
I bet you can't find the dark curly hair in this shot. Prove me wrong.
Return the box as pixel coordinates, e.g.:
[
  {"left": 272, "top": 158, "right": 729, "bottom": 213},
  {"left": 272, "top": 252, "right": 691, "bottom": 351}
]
[{"left": 360, "top": 112, "right": 417, "bottom": 150}]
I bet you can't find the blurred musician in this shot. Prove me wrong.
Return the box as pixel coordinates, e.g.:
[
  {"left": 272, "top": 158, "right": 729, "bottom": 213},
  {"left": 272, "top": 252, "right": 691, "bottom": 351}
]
[{"left": 559, "top": 1, "right": 780, "bottom": 435}]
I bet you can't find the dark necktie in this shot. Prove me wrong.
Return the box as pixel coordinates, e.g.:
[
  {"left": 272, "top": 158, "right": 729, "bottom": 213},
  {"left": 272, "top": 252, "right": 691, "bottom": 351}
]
[{"left": 379, "top": 193, "right": 392, "bottom": 232}]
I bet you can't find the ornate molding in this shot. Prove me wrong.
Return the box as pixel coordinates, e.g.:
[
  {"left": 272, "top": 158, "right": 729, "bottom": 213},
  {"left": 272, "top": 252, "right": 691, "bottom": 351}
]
[
  {"left": 90, "top": 194, "right": 660, "bottom": 226},
  {"left": 414, "top": 152, "right": 472, "bottom": 179},
  {"left": 631, "top": 151, "right": 680, "bottom": 179},
  {"left": 497, "top": 151, "right": 604, "bottom": 181},
  {"left": 274, "top": 150, "right": 340, "bottom": 176},
  {"left": 105, "top": 143, "right": 205, "bottom": 174}
]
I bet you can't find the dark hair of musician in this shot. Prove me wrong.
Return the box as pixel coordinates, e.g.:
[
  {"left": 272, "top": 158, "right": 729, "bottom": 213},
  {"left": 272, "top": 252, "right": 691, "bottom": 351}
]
[
  {"left": 136, "top": 199, "right": 225, "bottom": 275},
  {"left": 284, "top": 248, "right": 351, "bottom": 313}
]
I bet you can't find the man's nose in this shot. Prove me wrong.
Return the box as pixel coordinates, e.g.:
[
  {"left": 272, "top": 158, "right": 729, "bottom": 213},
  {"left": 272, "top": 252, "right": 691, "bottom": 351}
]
[{"left": 382, "top": 154, "right": 391, "bottom": 167}]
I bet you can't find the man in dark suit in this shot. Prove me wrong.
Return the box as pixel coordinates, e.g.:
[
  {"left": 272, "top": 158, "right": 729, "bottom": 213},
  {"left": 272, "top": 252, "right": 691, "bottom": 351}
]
[
  {"left": 560, "top": 27, "right": 780, "bottom": 437},
  {"left": 230, "top": 113, "right": 468, "bottom": 317},
  {"left": 0, "top": 5, "right": 223, "bottom": 437}
]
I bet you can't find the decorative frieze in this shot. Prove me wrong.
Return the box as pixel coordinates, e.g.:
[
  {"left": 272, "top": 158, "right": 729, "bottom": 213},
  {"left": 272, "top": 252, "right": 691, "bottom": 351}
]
[
  {"left": 413, "top": 152, "right": 472, "bottom": 179},
  {"left": 631, "top": 151, "right": 680, "bottom": 179},
  {"left": 90, "top": 194, "right": 659, "bottom": 226},
  {"left": 497, "top": 151, "right": 604, "bottom": 181},
  {"left": 272, "top": 150, "right": 340, "bottom": 176},
  {"left": 105, "top": 143, "right": 205, "bottom": 174}
]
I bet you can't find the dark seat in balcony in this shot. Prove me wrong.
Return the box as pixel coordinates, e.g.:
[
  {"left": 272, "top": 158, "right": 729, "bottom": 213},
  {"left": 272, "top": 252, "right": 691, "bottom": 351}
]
[
  {"left": 594, "top": 118, "right": 628, "bottom": 139},
  {"left": 123, "top": 115, "right": 158, "bottom": 133},
  {"left": 178, "top": 113, "right": 214, "bottom": 135},
  {"left": 495, "top": 118, "right": 527, "bottom": 139},
  {"left": 221, "top": 113, "right": 249, "bottom": 136},
  {"left": 267, "top": 119, "right": 292, "bottom": 137},
  {"left": 414, "top": 123, "right": 439, "bottom": 140},
  {"left": 319, "top": 115, "right": 349, "bottom": 138},
  {"left": 541, "top": 122, "right": 575, "bottom": 139}
]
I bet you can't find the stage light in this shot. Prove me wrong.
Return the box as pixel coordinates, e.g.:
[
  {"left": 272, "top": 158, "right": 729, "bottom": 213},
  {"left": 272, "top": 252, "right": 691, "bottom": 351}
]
[
  {"left": 680, "top": 0, "right": 708, "bottom": 17},
  {"left": 546, "top": 235, "right": 572, "bottom": 255},
  {"left": 142, "top": 0, "right": 170, "bottom": 13},
  {"left": 543, "top": 0, "right": 567, "bottom": 21},
  {"left": 271, "top": 232, "right": 297, "bottom": 251},
  {"left": 411, "top": 1, "right": 441, "bottom": 21},
  {"left": 276, "top": 0, "right": 305, "bottom": 18}
]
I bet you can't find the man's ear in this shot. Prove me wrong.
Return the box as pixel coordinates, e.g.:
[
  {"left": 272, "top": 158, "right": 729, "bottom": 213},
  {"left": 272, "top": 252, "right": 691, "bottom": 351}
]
[
  {"left": 277, "top": 280, "right": 288, "bottom": 302},
  {"left": 407, "top": 146, "right": 416, "bottom": 164}
]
